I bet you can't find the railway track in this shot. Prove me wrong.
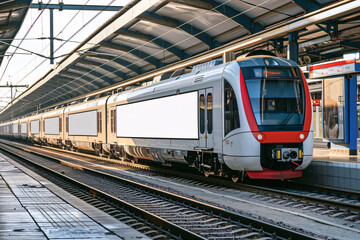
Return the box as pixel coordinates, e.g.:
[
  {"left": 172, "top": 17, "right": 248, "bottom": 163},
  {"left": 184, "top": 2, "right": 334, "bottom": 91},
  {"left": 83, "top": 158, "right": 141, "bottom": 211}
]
[
  {"left": 2, "top": 138, "right": 360, "bottom": 226},
  {"left": 0, "top": 140, "right": 316, "bottom": 240}
]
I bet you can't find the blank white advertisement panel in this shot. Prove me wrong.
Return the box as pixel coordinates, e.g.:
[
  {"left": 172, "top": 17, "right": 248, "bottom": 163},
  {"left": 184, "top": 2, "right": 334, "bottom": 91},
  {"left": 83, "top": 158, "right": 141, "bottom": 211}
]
[
  {"left": 31, "top": 120, "right": 40, "bottom": 134},
  {"left": 21, "top": 123, "right": 27, "bottom": 134},
  {"left": 69, "top": 110, "right": 97, "bottom": 136},
  {"left": 45, "top": 117, "right": 59, "bottom": 135},
  {"left": 116, "top": 92, "right": 198, "bottom": 139},
  {"left": 13, "top": 124, "right": 18, "bottom": 134}
]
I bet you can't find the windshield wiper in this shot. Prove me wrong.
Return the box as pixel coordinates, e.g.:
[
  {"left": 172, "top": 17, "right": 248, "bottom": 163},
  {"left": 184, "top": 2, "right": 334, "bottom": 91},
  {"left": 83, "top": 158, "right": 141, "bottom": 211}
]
[{"left": 279, "top": 109, "right": 298, "bottom": 129}]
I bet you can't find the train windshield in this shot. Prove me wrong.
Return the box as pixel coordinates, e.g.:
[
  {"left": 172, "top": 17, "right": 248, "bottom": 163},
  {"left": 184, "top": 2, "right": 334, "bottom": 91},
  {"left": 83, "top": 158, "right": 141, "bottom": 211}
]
[{"left": 242, "top": 67, "right": 305, "bottom": 131}]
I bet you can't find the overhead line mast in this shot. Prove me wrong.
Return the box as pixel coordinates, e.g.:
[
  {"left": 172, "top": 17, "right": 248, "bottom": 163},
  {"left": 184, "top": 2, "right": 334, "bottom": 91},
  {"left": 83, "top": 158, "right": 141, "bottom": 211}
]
[
  {"left": 30, "top": 2, "right": 123, "bottom": 64},
  {"left": 0, "top": 83, "right": 28, "bottom": 105}
]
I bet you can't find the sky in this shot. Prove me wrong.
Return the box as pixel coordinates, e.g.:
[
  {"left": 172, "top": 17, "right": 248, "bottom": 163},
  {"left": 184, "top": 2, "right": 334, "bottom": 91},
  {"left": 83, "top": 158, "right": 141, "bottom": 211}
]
[{"left": 0, "top": 0, "right": 132, "bottom": 109}]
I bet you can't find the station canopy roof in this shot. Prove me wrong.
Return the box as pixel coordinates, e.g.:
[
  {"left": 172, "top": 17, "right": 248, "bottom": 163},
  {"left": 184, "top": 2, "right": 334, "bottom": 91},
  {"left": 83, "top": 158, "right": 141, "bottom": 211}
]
[
  {"left": 0, "top": 0, "right": 31, "bottom": 66},
  {"left": 1, "top": 0, "right": 360, "bottom": 121}
]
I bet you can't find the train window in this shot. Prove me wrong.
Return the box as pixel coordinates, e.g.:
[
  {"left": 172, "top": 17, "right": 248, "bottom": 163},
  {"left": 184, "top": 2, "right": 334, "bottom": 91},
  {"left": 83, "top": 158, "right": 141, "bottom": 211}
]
[
  {"left": 43, "top": 121, "right": 45, "bottom": 133},
  {"left": 207, "top": 93, "right": 213, "bottom": 134},
  {"left": 59, "top": 118, "right": 62, "bottom": 132},
  {"left": 200, "top": 94, "right": 205, "bottom": 134},
  {"left": 224, "top": 80, "right": 240, "bottom": 136}
]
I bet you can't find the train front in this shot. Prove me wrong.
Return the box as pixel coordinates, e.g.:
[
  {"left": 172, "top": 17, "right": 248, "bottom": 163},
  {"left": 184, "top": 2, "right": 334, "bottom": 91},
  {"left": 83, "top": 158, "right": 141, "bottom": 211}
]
[{"left": 238, "top": 56, "right": 313, "bottom": 179}]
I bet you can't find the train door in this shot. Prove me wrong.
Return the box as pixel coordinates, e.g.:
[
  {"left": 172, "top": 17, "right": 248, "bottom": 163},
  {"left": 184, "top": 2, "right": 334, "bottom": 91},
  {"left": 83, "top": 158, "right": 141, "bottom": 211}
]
[
  {"left": 109, "top": 106, "right": 117, "bottom": 139},
  {"left": 199, "top": 88, "right": 214, "bottom": 149}
]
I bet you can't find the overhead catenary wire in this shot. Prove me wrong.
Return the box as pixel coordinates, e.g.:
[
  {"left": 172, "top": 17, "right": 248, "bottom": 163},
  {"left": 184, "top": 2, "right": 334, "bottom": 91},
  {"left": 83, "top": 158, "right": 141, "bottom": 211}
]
[
  {"left": 8, "top": 0, "right": 273, "bottom": 113},
  {"left": 2, "top": 0, "right": 114, "bottom": 98},
  {"left": 29, "top": 0, "right": 272, "bottom": 107},
  {"left": 0, "top": 0, "right": 51, "bottom": 83},
  {"left": 4, "top": 0, "right": 295, "bottom": 117},
  {"left": 4, "top": 0, "right": 93, "bottom": 89}
]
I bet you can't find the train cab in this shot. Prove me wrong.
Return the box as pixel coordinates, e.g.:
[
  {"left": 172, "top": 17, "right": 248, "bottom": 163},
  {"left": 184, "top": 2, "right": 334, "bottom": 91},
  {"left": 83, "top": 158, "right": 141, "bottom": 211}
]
[{"left": 222, "top": 54, "right": 313, "bottom": 179}]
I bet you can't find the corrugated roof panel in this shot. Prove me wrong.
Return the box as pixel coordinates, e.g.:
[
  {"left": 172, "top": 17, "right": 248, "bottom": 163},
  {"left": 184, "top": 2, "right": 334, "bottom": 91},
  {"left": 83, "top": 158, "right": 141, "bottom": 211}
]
[
  {"left": 111, "top": 36, "right": 174, "bottom": 60},
  {"left": 258, "top": 5, "right": 304, "bottom": 26},
  {"left": 217, "top": 0, "right": 292, "bottom": 19},
  {"left": 214, "top": 27, "right": 248, "bottom": 43},
  {"left": 131, "top": 20, "right": 202, "bottom": 50},
  {"left": 85, "top": 56, "right": 135, "bottom": 75},
  {"left": 157, "top": 3, "right": 239, "bottom": 37},
  {"left": 75, "top": 63, "right": 118, "bottom": 79},
  {"left": 96, "top": 46, "right": 149, "bottom": 67},
  {"left": 184, "top": 43, "right": 209, "bottom": 56}
]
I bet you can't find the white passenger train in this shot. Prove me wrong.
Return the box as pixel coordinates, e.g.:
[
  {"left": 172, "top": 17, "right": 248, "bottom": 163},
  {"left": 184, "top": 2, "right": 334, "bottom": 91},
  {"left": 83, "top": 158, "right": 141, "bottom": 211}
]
[{"left": 0, "top": 53, "right": 313, "bottom": 180}]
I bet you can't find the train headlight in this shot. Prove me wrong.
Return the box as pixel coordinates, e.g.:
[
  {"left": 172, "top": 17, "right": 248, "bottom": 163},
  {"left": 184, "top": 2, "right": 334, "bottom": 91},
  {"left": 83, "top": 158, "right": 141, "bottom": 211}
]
[
  {"left": 253, "top": 132, "right": 265, "bottom": 142},
  {"left": 299, "top": 133, "right": 305, "bottom": 140}
]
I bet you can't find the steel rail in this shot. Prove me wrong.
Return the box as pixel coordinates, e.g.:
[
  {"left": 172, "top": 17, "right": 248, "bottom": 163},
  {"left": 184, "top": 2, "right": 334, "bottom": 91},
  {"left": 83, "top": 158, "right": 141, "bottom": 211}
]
[
  {"left": 0, "top": 139, "right": 317, "bottom": 240},
  {"left": 3, "top": 138, "right": 360, "bottom": 211},
  {"left": 0, "top": 142, "right": 205, "bottom": 240}
]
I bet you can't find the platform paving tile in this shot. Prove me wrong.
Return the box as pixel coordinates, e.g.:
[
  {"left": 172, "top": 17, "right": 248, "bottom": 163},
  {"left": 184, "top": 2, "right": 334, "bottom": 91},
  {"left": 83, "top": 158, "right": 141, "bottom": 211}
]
[
  {"left": 0, "top": 232, "right": 46, "bottom": 240},
  {"left": 0, "top": 156, "right": 141, "bottom": 239}
]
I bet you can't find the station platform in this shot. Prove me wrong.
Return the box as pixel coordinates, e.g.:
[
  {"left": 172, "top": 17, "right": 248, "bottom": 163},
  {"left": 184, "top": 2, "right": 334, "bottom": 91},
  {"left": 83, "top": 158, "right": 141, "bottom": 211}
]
[
  {"left": 0, "top": 153, "right": 149, "bottom": 240},
  {"left": 295, "top": 138, "right": 360, "bottom": 192}
]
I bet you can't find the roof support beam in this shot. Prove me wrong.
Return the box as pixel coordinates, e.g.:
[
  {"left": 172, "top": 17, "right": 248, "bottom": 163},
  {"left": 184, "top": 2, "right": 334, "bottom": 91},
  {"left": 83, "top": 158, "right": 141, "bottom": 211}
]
[
  {"left": 0, "top": 24, "right": 18, "bottom": 32},
  {"left": 175, "top": 0, "right": 263, "bottom": 33},
  {"left": 137, "top": 12, "right": 218, "bottom": 48},
  {"left": 59, "top": 72, "right": 100, "bottom": 91},
  {"left": 77, "top": 59, "right": 126, "bottom": 80},
  {"left": 292, "top": 0, "right": 322, "bottom": 13},
  {"left": 68, "top": 65, "right": 114, "bottom": 86},
  {"left": 53, "top": 77, "right": 89, "bottom": 95},
  {"left": 88, "top": 54, "right": 141, "bottom": 74},
  {"left": 342, "top": 41, "right": 360, "bottom": 50},
  {"left": 35, "top": 84, "right": 74, "bottom": 101},
  {"left": 0, "top": 0, "right": 30, "bottom": 11},
  {"left": 30, "top": 4, "right": 122, "bottom": 11},
  {"left": 115, "top": 28, "right": 187, "bottom": 59},
  {"left": 99, "top": 41, "right": 161, "bottom": 67}
]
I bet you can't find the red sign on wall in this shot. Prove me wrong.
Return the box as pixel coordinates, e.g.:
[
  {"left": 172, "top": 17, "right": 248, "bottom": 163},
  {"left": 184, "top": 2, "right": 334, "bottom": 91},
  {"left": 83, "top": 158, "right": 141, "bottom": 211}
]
[{"left": 312, "top": 99, "right": 321, "bottom": 106}]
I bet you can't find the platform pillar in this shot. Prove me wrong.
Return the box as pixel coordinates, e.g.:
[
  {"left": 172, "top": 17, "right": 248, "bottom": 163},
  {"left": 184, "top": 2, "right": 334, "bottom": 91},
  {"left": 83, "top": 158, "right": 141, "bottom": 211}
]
[
  {"left": 349, "top": 75, "right": 357, "bottom": 155},
  {"left": 287, "top": 31, "right": 298, "bottom": 63}
]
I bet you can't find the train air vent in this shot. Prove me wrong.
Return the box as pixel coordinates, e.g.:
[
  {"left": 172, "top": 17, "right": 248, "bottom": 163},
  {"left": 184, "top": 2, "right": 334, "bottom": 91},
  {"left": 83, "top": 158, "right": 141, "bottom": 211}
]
[
  {"left": 194, "top": 75, "right": 204, "bottom": 82},
  {"left": 192, "top": 58, "right": 223, "bottom": 72}
]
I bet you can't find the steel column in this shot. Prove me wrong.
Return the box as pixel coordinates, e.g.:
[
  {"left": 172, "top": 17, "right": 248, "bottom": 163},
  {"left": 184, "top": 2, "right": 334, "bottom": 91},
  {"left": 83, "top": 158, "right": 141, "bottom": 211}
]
[
  {"left": 50, "top": 8, "right": 54, "bottom": 64},
  {"left": 287, "top": 31, "right": 299, "bottom": 63}
]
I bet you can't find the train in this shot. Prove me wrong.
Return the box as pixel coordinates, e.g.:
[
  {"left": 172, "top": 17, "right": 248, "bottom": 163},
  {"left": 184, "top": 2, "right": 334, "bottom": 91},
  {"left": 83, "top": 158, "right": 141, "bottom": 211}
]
[{"left": 0, "top": 52, "right": 313, "bottom": 181}]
